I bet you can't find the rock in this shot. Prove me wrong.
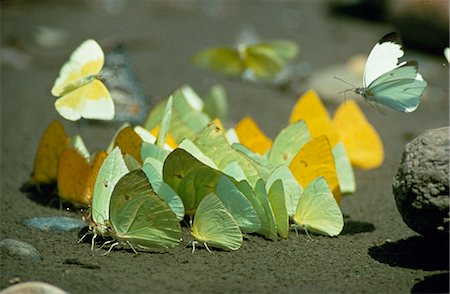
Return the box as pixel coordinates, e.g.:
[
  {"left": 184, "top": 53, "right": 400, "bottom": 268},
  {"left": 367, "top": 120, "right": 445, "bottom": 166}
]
[
  {"left": 393, "top": 127, "right": 449, "bottom": 238},
  {"left": 0, "top": 281, "right": 68, "bottom": 294},
  {"left": 23, "top": 216, "right": 87, "bottom": 233},
  {"left": 0, "top": 239, "right": 42, "bottom": 261}
]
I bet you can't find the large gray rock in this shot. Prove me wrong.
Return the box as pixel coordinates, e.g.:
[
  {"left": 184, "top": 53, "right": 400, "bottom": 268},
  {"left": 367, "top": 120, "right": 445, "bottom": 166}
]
[{"left": 393, "top": 127, "right": 449, "bottom": 238}]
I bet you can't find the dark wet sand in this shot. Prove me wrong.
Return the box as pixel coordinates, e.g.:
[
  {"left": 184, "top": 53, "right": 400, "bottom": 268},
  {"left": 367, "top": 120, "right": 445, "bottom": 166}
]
[{"left": 1, "top": 1, "right": 449, "bottom": 293}]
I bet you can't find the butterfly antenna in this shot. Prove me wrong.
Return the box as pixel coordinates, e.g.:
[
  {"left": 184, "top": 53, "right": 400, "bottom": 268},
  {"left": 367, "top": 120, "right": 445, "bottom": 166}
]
[{"left": 333, "top": 76, "right": 355, "bottom": 88}]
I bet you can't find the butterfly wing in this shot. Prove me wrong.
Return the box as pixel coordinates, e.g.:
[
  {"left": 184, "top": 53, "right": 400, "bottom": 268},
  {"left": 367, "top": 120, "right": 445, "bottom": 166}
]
[
  {"left": 192, "top": 47, "right": 244, "bottom": 77},
  {"left": 92, "top": 147, "right": 128, "bottom": 227},
  {"left": 109, "top": 169, "right": 181, "bottom": 249},
  {"left": 32, "top": 120, "right": 70, "bottom": 184},
  {"left": 332, "top": 100, "right": 384, "bottom": 169},
  {"left": 244, "top": 45, "right": 284, "bottom": 79},
  {"left": 363, "top": 32, "right": 405, "bottom": 87},
  {"left": 54, "top": 79, "right": 114, "bottom": 121},
  {"left": 52, "top": 39, "right": 104, "bottom": 97},
  {"left": 192, "top": 193, "right": 243, "bottom": 251},
  {"left": 267, "top": 179, "right": 289, "bottom": 238},
  {"left": 367, "top": 62, "right": 426, "bottom": 112},
  {"left": 57, "top": 147, "right": 90, "bottom": 205},
  {"left": 235, "top": 116, "right": 272, "bottom": 155},
  {"left": 254, "top": 40, "right": 299, "bottom": 63},
  {"left": 294, "top": 176, "right": 343, "bottom": 237},
  {"left": 216, "top": 175, "right": 260, "bottom": 233},
  {"left": 289, "top": 135, "right": 341, "bottom": 202}
]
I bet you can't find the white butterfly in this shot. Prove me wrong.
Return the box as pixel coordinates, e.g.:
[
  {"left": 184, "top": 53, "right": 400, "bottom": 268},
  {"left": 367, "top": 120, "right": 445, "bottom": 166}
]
[
  {"left": 354, "top": 32, "right": 427, "bottom": 113},
  {"left": 51, "top": 39, "right": 114, "bottom": 121}
]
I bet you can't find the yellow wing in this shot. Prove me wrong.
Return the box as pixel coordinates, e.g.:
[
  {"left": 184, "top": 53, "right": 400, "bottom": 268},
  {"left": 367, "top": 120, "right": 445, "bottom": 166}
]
[
  {"left": 54, "top": 79, "right": 114, "bottom": 121},
  {"left": 332, "top": 100, "right": 384, "bottom": 169},
  {"left": 32, "top": 120, "right": 70, "bottom": 184},
  {"left": 52, "top": 39, "right": 104, "bottom": 97},
  {"left": 289, "top": 135, "right": 341, "bottom": 203},
  {"left": 289, "top": 90, "right": 339, "bottom": 146},
  {"left": 57, "top": 147, "right": 90, "bottom": 205},
  {"left": 192, "top": 47, "right": 244, "bottom": 77},
  {"left": 113, "top": 126, "right": 144, "bottom": 163},
  {"left": 235, "top": 116, "right": 272, "bottom": 155}
]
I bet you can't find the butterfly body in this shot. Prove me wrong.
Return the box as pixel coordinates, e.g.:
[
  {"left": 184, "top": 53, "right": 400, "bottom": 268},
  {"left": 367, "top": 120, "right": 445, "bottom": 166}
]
[{"left": 353, "top": 33, "right": 427, "bottom": 113}]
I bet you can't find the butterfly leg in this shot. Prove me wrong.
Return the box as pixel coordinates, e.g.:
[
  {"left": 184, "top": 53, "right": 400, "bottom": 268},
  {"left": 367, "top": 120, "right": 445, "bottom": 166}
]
[
  {"left": 127, "top": 241, "right": 138, "bottom": 254},
  {"left": 191, "top": 241, "right": 198, "bottom": 254},
  {"left": 203, "top": 242, "right": 212, "bottom": 253},
  {"left": 102, "top": 242, "right": 119, "bottom": 256},
  {"left": 97, "top": 239, "right": 114, "bottom": 251},
  {"left": 78, "top": 232, "right": 89, "bottom": 244},
  {"left": 91, "top": 233, "right": 97, "bottom": 251},
  {"left": 304, "top": 227, "right": 312, "bottom": 240}
]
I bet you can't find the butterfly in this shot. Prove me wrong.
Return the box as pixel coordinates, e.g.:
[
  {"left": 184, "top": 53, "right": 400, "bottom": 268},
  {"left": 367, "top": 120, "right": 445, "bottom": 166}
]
[
  {"left": 293, "top": 176, "right": 344, "bottom": 237},
  {"left": 352, "top": 32, "right": 427, "bottom": 112},
  {"left": 31, "top": 120, "right": 70, "bottom": 184},
  {"left": 192, "top": 40, "right": 298, "bottom": 80},
  {"left": 191, "top": 193, "right": 243, "bottom": 252},
  {"left": 105, "top": 169, "right": 181, "bottom": 253},
  {"left": 234, "top": 116, "right": 272, "bottom": 156},
  {"left": 51, "top": 39, "right": 114, "bottom": 121}
]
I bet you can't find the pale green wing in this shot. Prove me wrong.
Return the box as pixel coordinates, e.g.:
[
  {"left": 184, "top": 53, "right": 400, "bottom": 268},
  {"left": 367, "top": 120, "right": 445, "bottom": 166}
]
[
  {"left": 109, "top": 169, "right": 181, "bottom": 249},
  {"left": 71, "top": 135, "right": 90, "bottom": 160},
  {"left": 192, "top": 193, "right": 243, "bottom": 251},
  {"left": 192, "top": 47, "right": 244, "bottom": 77},
  {"left": 294, "top": 176, "right": 344, "bottom": 237},
  {"left": 368, "top": 62, "right": 426, "bottom": 113},
  {"left": 254, "top": 40, "right": 299, "bottom": 63},
  {"left": 267, "top": 179, "right": 289, "bottom": 238},
  {"left": 163, "top": 148, "right": 222, "bottom": 215},
  {"left": 142, "top": 163, "right": 185, "bottom": 220},
  {"left": 216, "top": 175, "right": 260, "bottom": 233},
  {"left": 156, "top": 95, "right": 173, "bottom": 147},
  {"left": 268, "top": 121, "right": 311, "bottom": 166},
  {"left": 92, "top": 147, "right": 128, "bottom": 226},
  {"left": 266, "top": 165, "right": 303, "bottom": 218},
  {"left": 144, "top": 87, "right": 210, "bottom": 142},
  {"left": 141, "top": 142, "right": 170, "bottom": 165},
  {"left": 235, "top": 180, "right": 267, "bottom": 234},
  {"left": 332, "top": 143, "right": 356, "bottom": 195},
  {"left": 193, "top": 124, "right": 262, "bottom": 186},
  {"left": 253, "top": 179, "right": 278, "bottom": 240},
  {"left": 222, "top": 161, "right": 247, "bottom": 182},
  {"left": 123, "top": 154, "right": 142, "bottom": 171},
  {"left": 178, "top": 139, "right": 218, "bottom": 169},
  {"left": 244, "top": 45, "right": 284, "bottom": 79},
  {"left": 231, "top": 143, "right": 274, "bottom": 180},
  {"left": 204, "top": 85, "right": 228, "bottom": 122}
]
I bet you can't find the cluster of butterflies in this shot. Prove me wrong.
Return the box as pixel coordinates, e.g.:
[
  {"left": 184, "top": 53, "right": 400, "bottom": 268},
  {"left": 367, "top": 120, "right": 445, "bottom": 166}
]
[
  {"left": 32, "top": 82, "right": 385, "bottom": 253},
  {"left": 36, "top": 32, "right": 426, "bottom": 253}
]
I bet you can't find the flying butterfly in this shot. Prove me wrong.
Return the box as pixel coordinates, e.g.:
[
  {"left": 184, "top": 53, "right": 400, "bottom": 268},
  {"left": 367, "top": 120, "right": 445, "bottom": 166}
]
[
  {"left": 352, "top": 32, "right": 427, "bottom": 112},
  {"left": 193, "top": 40, "right": 298, "bottom": 80},
  {"left": 52, "top": 39, "right": 114, "bottom": 121}
]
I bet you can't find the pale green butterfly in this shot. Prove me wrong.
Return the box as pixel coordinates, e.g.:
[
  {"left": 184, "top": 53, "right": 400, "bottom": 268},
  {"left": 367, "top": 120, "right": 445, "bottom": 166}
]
[
  {"left": 191, "top": 193, "right": 243, "bottom": 252},
  {"left": 163, "top": 148, "right": 222, "bottom": 216},
  {"left": 89, "top": 147, "right": 128, "bottom": 245},
  {"left": 105, "top": 169, "right": 181, "bottom": 253},
  {"left": 192, "top": 40, "right": 298, "bottom": 80},
  {"left": 144, "top": 86, "right": 210, "bottom": 142},
  {"left": 293, "top": 176, "right": 344, "bottom": 237},
  {"left": 215, "top": 175, "right": 260, "bottom": 233},
  {"left": 267, "top": 179, "right": 289, "bottom": 238},
  {"left": 332, "top": 143, "right": 355, "bottom": 195},
  {"left": 266, "top": 165, "right": 303, "bottom": 218},
  {"left": 253, "top": 179, "right": 277, "bottom": 240},
  {"left": 353, "top": 32, "right": 427, "bottom": 112},
  {"left": 142, "top": 163, "right": 185, "bottom": 221},
  {"left": 155, "top": 95, "right": 173, "bottom": 148}
]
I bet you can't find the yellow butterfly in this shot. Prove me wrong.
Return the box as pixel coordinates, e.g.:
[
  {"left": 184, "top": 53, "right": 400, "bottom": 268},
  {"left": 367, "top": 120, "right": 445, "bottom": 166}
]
[{"left": 51, "top": 39, "right": 114, "bottom": 121}]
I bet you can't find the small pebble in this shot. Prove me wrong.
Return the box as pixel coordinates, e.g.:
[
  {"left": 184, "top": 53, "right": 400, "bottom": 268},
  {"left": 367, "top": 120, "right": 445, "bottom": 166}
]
[
  {"left": 0, "top": 239, "right": 42, "bottom": 261},
  {"left": 23, "top": 216, "right": 87, "bottom": 233},
  {"left": 0, "top": 281, "right": 68, "bottom": 294}
]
